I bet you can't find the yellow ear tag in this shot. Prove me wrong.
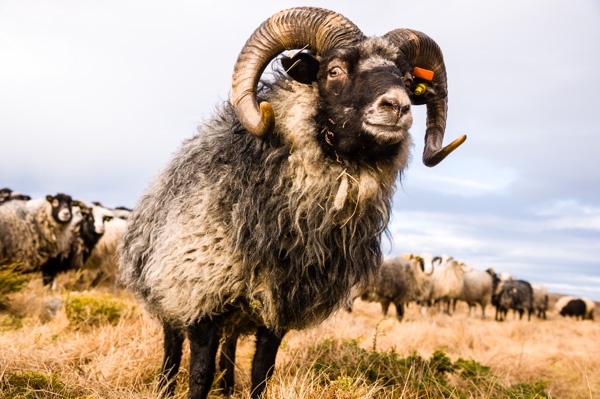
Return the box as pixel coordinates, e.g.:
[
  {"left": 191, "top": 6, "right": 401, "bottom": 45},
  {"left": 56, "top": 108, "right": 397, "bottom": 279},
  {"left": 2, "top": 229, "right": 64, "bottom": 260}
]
[{"left": 414, "top": 83, "right": 427, "bottom": 95}]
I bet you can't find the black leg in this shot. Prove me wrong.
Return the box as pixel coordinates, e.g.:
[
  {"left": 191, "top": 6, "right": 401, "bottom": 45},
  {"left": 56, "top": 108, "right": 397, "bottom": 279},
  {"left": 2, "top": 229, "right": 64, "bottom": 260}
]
[
  {"left": 394, "top": 301, "right": 404, "bottom": 322},
  {"left": 159, "top": 321, "right": 185, "bottom": 397},
  {"left": 250, "top": 326, "right": 284, "bottom": 399},
  {"left": 187, "top": 317, "right": 221, "bottom": 399},
  {"left": 219, "top": 332, "right": 239, "bottom": 396},
  {"left": 380, "top": 300, "right": 390, "bottom": 316}
]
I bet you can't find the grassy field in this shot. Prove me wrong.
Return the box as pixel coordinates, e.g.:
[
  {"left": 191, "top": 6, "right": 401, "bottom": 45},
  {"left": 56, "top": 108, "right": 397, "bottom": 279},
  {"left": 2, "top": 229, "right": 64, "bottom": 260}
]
[{"left": 1, "top": 275, "right": 599, "bottom": 399}]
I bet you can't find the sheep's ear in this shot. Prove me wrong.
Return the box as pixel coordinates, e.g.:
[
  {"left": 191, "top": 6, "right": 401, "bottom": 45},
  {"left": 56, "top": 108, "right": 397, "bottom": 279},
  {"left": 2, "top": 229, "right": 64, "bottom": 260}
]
[
  {"left": 281, "top": 52, "right": 320, "bottom": 84},
  {"left": 72, "top": 200, "right": 83, "bottom": 208}
]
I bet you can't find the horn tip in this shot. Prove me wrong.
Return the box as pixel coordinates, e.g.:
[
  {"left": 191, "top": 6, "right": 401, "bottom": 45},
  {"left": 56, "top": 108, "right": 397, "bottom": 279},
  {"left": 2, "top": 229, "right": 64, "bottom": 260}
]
[{"left": 422, "top": 134, "right": 467, "bottom": 167}]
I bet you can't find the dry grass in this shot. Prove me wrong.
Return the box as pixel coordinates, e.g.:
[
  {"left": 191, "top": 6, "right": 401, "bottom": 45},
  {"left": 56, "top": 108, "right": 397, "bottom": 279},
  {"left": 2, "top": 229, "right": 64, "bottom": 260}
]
[{"left": 1, "top": 277, "right": 598, "bottom": 398}]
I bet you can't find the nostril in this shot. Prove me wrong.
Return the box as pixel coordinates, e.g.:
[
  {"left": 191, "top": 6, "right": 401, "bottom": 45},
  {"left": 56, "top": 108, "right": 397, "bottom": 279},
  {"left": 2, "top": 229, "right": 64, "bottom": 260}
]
[{"left": 380, "top": 97, "right": 399, "bottom": 110}]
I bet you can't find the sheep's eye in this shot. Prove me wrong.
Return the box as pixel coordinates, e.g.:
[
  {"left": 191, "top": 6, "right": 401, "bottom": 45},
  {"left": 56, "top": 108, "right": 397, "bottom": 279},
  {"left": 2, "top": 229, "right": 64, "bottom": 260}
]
[
  {"left": 328, "top": 66, "right": 344, "bottom": 78},
  {"left": 104, "top": 216, "right": 113, "bottom": 222}
]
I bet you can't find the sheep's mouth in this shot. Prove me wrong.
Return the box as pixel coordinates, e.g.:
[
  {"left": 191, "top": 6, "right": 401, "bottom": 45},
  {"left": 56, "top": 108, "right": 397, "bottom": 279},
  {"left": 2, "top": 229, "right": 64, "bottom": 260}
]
[
  {"left": 57, "top": 211, "right": 72, "bottom": 223},
  {"left": 362, "top": 122, "right": 407, "bottom": 144}
]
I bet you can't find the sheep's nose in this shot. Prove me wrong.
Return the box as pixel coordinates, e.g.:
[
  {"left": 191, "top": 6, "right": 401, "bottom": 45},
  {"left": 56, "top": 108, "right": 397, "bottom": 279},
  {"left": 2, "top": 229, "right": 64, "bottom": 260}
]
[{"left": 379, "top": 96, "right": 401, "bottom": 115}]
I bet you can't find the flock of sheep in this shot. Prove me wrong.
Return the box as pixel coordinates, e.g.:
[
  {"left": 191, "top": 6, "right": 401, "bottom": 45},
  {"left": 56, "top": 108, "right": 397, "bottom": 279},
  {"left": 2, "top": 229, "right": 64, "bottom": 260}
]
[
  {"left": 351, "top": 252, "right": 595, "bottom": 322},
  {"left": 0, "top": 187, "right": 128, "bottom": 291}
]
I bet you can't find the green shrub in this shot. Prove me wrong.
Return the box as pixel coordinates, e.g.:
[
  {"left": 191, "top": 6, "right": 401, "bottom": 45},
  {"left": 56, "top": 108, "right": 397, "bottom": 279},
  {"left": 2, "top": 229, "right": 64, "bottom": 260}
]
[
  {"left": 65, "top": 292, "right": 133, "bottom": 328},
  {"left": 0, "top": 261, "right": 30, "bottom": 309},
  {"left": 0, "top": 371, "right": 93, "bottom": 398},
  {"left": 297, "top": 338, "right": 550, "bottom": 399}
]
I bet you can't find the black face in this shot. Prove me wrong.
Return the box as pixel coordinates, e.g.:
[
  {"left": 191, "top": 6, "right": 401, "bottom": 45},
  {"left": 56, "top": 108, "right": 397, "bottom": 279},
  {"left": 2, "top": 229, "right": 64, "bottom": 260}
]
[
  {"left": 46, "top": 193, "right": 73, "bottom": 224},
  {"left": 283, "top": 46, "right": 412, "bottom": 162}
]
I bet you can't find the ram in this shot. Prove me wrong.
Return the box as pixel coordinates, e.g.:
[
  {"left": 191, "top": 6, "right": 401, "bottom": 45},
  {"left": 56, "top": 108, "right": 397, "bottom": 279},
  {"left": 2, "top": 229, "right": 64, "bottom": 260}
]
[
  {"left": 424, "top": 258, "right": 472, "bottom": 315},
  {"left": 118, "top": 7, "right": 466, "bottom": 399},
  {"left": 0, "top": 193, "right": 78, "bottom": 271}
]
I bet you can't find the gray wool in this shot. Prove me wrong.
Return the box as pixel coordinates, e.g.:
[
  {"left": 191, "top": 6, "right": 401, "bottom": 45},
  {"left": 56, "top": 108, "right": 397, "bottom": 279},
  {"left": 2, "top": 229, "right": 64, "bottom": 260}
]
[
  {"left": 119, "top": 62, "right": 412, "bottom": 334},
  {"left": 360, "top": 254, "right": 430, "bottom": 306}
]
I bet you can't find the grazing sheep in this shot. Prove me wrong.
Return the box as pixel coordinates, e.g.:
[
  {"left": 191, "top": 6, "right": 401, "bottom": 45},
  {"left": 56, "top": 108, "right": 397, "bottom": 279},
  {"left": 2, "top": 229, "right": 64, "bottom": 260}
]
[
  {"left": 118, "top": 7, "right": 466, "bottom": 399},
  {"left": 490, "top": 273, "right": 534, "bottom": 321},
  {"left": 357, "top": 253, "right": 433, "bottom": 321},
  {"left": 531, "top": 283, "right": 549, "bottom": 319},
  {"left": 555, "top": 296, "right": 595, "bottom": 321},
  {"left": 424, "top": 258, "right": 472, "bottom": 315},
  {"left": 39, "top": 203, "right": 114, "bottom": 287},
  {"left": 0, "top": 193, "right": 78, "bottom": 271},
  {"left": 559, "top": 298, "right": 587, "bottom": 320},
  {"left": 455, "top": 268, "right": 493, "bottom": 319}
]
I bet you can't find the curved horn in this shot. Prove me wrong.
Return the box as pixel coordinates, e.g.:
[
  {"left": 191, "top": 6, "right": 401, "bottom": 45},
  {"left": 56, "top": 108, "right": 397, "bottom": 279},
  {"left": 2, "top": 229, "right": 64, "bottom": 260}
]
[
  {"left": 383, "top": 29, "right": 466, "bottom": 167},
  {"left": 231, "top": 7, "right": 365, "bottom": 137}
]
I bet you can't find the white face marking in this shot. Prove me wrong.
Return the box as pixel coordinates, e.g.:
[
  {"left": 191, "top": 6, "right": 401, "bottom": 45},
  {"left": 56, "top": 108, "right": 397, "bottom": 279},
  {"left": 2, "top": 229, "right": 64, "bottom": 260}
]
[
  {"left": 57, "top": 208, "right": 71, "bottom": 222},
  {"left": 361, "top": 88, "right": 413, "bottom": 144}
]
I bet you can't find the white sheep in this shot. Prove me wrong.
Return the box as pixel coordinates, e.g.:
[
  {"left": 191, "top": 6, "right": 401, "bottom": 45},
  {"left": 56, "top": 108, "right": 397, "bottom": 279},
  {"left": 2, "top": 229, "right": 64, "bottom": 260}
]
[
  {"left": 424, "top": 258, "right": 472, "bottom": 315},
  {"left": 455, "top": 268, "right": 493, "bottom": 319}
]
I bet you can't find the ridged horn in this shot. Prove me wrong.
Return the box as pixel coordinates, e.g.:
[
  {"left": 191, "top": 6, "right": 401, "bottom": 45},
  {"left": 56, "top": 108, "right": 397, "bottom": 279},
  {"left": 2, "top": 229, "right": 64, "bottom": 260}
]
[
  {"left": 231, "top": 7, "right": 365, "bottom": 137},
  {"left": 383, "top": 29, "right": 466, "bottom": 167}
]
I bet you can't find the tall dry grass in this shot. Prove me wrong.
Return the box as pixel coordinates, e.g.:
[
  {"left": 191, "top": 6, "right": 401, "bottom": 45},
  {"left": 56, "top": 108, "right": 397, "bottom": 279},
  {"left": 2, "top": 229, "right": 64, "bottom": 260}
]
[{"left": 1, "top": 276, "right": 598, "bottom": 398}]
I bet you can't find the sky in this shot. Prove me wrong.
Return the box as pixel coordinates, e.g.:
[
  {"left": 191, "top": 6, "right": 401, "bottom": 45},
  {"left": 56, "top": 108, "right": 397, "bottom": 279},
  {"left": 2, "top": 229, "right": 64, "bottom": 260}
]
[{"left": 1, "top": 0, "right": 599, "bottom": 301}]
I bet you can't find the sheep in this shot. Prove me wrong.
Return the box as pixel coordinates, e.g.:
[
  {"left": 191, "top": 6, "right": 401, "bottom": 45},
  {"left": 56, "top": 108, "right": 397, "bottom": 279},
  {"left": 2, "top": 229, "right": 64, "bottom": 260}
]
[
  {"left": 92, "top": 201, "right": 132, "bottom": 220},
  {"left": 0, "top": 188, "right": 31, "bottom": 205},
  {"left": 83, "top": 215, "right": 127, "bottom": 289},
  {"left": 555, "top": 296, "right": 595, "bottom": 321},
  {"left": 356, "top": 253, "right": 433, "bottom": 321},
  {"left": 454, "top": 268, "right": 493, "bottom": 319},
  {"left": 559, "top": 298, "right": 587, "bottom": 320},
  {"left": 489, "top": 272, "right": 534, "bottom": 321},
  {"left": 39, "top": 203, "right": 114, "bottom": 287},
  {"left": 0, "top": 193, "right": 79, "bottom": 271},
  {"left": 118, "top": 7, "right": 466, "bottom": 399},
  {"left": 582, "top": 298, "right": 595, "bottom": 321},
  {"left": 424, "top": 258, "right": 472, "bottom": 315},
  {"left": 531, "top": 283, "right": 549, "bottom": 319}
]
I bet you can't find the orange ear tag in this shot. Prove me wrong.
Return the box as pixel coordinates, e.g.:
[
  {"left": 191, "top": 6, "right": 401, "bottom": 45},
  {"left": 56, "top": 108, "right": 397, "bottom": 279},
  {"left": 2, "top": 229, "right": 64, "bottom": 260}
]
[{"left": 413, "top": 67, "right": 434, "bottom": 81}]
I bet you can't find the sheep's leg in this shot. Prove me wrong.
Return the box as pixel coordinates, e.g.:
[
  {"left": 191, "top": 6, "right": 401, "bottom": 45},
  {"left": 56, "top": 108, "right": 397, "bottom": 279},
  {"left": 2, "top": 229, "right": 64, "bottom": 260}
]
[
  {"left": 380, "top": 301, "right": 390, "bottom": 316},
  {"left": 219, "top": 332, "right": 239, "bottom": 396},
  {"left": 250, "top": 326, "right": 285, "bottom": 399},
  {"left": 187, "top": 317, "right": 222, "bottom": 399},
  {"left": 393, "top": 301, "right": 404, "bottom": 322},
  {"left": 159, "top": 322, "right": 185, "bottom": 397}
]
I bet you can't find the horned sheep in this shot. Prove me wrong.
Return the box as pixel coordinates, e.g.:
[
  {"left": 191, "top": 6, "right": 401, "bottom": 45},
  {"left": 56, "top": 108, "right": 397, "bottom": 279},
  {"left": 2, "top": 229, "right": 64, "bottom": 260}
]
[
  {"left": 424, "top": 257, "right": 472, "bottom": 315},
  {"left": 0, "top": 193, "right": 79, "bottom": 271},
  {"left": 118, "top": 7, "right": 466, "bottom": 399}
]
